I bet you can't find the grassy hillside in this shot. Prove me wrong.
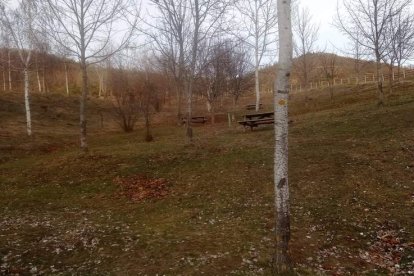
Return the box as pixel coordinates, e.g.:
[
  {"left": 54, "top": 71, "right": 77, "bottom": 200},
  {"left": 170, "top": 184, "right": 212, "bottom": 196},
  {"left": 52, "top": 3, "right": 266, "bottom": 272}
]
[{"left": 0, "top": 86, "right": 413, "bottom": 274}]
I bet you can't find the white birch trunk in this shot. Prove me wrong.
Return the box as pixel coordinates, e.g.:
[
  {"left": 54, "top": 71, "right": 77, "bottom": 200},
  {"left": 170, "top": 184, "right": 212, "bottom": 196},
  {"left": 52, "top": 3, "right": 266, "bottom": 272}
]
[
  {"left": 36, "top": 69, "right": 42, "bottom": 93},
  {"left": 24, "top": 68, "right": 32, "bottom": 136},
  {"left": 254, "top": 0, "right": 261, "bottom": 112},
  {"left": 65, "top": 62, "right": 70, "bottom": 96},
  {"left": 206, "top": 88, "right": 212, "bottom": 112},
  {"left": 255, "top": 64, "right": 260, "bottom": 111},
  {"left": 274, "top": 0, "right": 292, "bottom": 272}
]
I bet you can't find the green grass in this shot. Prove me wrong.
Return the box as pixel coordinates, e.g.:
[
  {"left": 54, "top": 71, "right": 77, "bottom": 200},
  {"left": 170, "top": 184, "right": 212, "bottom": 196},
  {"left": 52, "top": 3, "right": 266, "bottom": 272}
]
[{"left": 0, "top": 88, "right": 413, "bottom": 274}]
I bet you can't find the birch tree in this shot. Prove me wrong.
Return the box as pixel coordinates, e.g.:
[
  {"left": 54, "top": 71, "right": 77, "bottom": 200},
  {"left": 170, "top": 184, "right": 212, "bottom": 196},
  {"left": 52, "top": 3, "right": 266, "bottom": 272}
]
[
  {"left": 274, "top": 0, "right": 292, "bottom": 272},
  {"left": 148, "top": 0, "right": 190, "bottom": 123},
  {"left": 237, "top": 0, "right": 277, "bottom": 111},
  {"left": 41, "top": 0, "right": 139, "bottom": 151},
  {"left": 336, "top": 0, "right": 411, "bottom": 105},
  {"left": 185, "top": 0, "right": 231, "bottom": 140},
  {"left": 0, "top": 0, "right": 38, "bottom": 136}
]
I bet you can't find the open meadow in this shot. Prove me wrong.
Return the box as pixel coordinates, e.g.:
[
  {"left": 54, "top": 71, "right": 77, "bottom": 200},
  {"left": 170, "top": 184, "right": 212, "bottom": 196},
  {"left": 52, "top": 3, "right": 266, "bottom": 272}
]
[{"left": 0, "top": 85, "right": 413, "bottom": 275}]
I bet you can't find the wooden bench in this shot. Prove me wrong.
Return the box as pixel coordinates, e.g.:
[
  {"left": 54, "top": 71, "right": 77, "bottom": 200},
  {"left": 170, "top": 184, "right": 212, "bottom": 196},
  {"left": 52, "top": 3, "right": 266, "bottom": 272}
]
[
  {"left": 238, "top": 112, "right": 274, "bottom": 130},
  {"left": 246, "top": 104, "right": 263, "bottom": 110},
  {"left": 181, "top": 116, "right": 208, "bottom": 125}
]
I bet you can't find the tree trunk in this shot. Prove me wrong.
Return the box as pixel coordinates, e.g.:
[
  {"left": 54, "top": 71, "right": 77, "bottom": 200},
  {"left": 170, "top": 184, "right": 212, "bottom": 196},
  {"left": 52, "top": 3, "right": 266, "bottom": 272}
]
[
  {"left": 24, "top": 68, "right": 32, "bottom": 136},
  {"left": 255, "top": 65, "right": 260, "bottom": 111},
  {"left": 3, "top": 71, "right": 6, "bottom": 92},
  {"left": 97, "top": 70, "right": 103, "bottom": 98},
  {"left": 80, "top": 61, "right": 88, "bottom": 151},
  {"left": 8, "top": 51, "right": 12, "bottom": 91},
  {"left": 42, "top": 69, "right": 46, "bottom": 94},
  {"left": 65, "top": 62, "right": 70, "bottom": 96},
  {"left": 176, "top": 85, "right": 182, "bottom": 123},
  {"left": 397, "top": 62, "right": 401, "bottom": 83},
  {"left": 186, "top": 80, "right": 193, "bottom": 140},
  {"left": 375, "top": 56, "right": 384, "bottom": 105},
  {"left": 144, "top": 112, "right": 153, "bottom": 142},
  {"left": 273, "top": 0, "right": 293, "bottom": 273},
  {"left": 36, "top": 68, "right": 42, "bottom": 93},
  {"left": 388, "top": 64, "right": 393, "bottom": 95},
  {"left": 329, "top": 80, "right": 334, "bottom": 101}
]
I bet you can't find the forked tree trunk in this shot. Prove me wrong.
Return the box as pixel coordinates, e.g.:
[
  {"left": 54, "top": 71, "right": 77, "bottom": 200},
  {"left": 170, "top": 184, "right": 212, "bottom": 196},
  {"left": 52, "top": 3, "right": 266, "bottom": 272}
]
[
  {"left": 24, "top": 67, "right": 32, "bottom": 136},
  {"left": 274, "top": 0, "right": 292, "bottom": 272}
]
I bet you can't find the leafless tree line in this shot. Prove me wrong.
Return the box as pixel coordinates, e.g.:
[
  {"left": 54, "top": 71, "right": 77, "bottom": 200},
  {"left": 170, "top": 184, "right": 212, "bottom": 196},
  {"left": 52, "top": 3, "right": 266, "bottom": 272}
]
[
  {"left": 1, "top": 0, "right": 414, "bottom": 140},
  {"left": 336, "top": 0, "right": 414, "bottom": 105}
]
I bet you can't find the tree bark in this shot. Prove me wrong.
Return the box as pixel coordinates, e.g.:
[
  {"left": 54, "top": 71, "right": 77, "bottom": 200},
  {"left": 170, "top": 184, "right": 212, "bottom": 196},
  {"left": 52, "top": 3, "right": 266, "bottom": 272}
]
[
  {"left": 176, "top": 82, "right": 183, "bottom": 123},
  {"left": 185, "top": 0, "right": 201, "bottom": 142},
  {"left": 36, "top": 68, "right": 42, "bottom": 93},
  {"left": 274, "top": 0, "right": 292, "bottom": 273},
  {"left": 388, "top": 64, "right": 393, "bottom": 94},
  {"left": 64, "top": 62, "right": 70, "bottom": 96},
  {"left": 186, "top": 79, "right": 194, "bottom": 140},
  {"left": 254, "top": 0, "right": 260, "bottom": 112},
  {"left": 42, "top": 69, "right": 47, "bottom": 94},
  {"left": 8, "top": 51, "right": 12, "bottom": 92},
  {"left": 255, "top": 64, "right": 261, "bottom": 111},
  {"left": 80, "top": 60, "right": 88, "bottom": 151},
  {"left": 144, "top": 112, "right": 153, "bottom": 142},
  {"left": 24, "top": 68, "right": 32, "bottom": 136},
  {"left": 375, "top": 55, "right": 385, "bottom": 105},
  {"left": 3, "top": 71, "right": 6, "bottom": 92}
]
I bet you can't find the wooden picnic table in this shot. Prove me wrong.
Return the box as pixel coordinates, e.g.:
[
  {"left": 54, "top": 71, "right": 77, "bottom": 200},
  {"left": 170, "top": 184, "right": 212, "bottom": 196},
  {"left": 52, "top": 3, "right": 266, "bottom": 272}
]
[
  {"left": 238, "top": 112, "right": 274, "bottom": 130},
  {"left": 245, "top": 103, "right": 263, "bottom": 110},
  {"left": 244, "top": 112, "right": 273, "bottom": 120}
]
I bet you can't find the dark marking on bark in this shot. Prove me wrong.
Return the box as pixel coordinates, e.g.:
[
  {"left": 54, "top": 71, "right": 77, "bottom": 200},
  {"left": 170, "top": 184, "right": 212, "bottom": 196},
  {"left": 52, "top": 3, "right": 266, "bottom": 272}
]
[
  {"left": 277, "top": 178, "right": 286, "bottom": 189},
  {"left": 277, "top": 90, "right": 289, "bottom": 94},
  {"left": 285, "top": 72, "right": 290, "bottom": 77}
]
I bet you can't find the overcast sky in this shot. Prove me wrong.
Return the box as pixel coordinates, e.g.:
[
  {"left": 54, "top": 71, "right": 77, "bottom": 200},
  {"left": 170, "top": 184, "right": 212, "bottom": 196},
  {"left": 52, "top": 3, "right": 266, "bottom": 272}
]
[
  {"left": 298, "top": 0, "right": 348, "bottom": 52},
  {"left": 8, "top": 0, "right": 348, "bottom": 58}
]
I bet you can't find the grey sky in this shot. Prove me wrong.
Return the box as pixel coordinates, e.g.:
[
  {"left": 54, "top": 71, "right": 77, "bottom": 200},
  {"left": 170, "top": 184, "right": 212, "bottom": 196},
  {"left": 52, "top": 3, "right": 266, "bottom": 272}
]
[
  {"left": 8, "top": 0, "right": 348, "bottom": 58},
  {"left": 298, "top": 0, "right": 347, "bottom": 52}
]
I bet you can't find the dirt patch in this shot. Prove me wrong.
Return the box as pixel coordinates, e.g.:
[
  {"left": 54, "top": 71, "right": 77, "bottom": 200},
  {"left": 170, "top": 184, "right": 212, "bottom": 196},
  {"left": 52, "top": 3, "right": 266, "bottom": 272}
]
[{"left": 114, "top": 175, "right": 170, "bottom": 202}]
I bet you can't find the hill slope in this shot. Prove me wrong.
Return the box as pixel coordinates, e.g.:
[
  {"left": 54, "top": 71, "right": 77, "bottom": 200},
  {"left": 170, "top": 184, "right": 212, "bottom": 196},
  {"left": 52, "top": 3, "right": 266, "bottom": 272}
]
[{"left": 0, "top": 87, "right": 413, "bottom": 274}]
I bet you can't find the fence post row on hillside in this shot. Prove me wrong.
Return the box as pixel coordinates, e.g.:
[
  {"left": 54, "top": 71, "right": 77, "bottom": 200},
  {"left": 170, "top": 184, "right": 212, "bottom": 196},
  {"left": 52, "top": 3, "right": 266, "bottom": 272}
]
[{"left": 289, "top": 68, "right": 413, "bottom": 93}]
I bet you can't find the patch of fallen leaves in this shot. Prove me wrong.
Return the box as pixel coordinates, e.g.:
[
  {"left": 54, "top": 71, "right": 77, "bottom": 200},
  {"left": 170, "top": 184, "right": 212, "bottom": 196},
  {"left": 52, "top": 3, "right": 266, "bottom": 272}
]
[
  {"left": 114, "top": 175, "right": 170, "bottom": 202},
  {"left": 360, "top": 229, "right": 414, "bottom": 274}
]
